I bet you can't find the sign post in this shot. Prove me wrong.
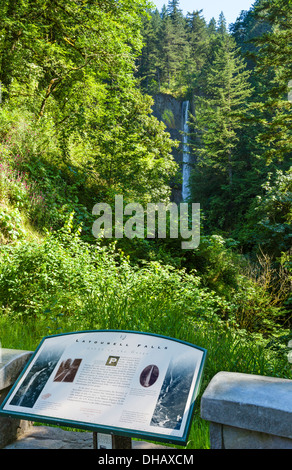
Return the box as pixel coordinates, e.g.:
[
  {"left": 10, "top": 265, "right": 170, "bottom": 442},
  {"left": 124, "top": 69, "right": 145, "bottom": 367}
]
[
  {"left": 92, "top": 432, "right": 132, "bottom": 449},
  {"left": 0, "top": 330, "right": 206, "bottom": 447}
]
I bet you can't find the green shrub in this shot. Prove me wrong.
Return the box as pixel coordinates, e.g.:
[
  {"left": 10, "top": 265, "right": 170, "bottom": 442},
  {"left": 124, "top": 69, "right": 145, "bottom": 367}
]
[{"left": 0, "top": 217, "right": 223, "bottom": 333}]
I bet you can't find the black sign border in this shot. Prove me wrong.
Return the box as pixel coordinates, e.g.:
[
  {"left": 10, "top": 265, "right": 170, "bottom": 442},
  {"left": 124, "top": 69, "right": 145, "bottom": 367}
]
[{"left": 0, "top": 330, "right": 207, "bottom": 446}]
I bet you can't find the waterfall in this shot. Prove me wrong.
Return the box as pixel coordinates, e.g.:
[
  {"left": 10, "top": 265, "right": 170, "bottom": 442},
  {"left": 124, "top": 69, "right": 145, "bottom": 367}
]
[{"left": 182, "top": 100, "right": 191, "bottom": 201}]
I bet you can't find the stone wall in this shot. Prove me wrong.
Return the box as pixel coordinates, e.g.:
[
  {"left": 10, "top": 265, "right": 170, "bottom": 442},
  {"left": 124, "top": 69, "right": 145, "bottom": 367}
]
[
  {"left": 0, "top": 348, "right": 33, "bottom": 448},
  {"left": 201, "top": 371, "right": 292, "bottom": 449},
  {"left": 152, "top": 93, "right": 194, "bottom": 204}
]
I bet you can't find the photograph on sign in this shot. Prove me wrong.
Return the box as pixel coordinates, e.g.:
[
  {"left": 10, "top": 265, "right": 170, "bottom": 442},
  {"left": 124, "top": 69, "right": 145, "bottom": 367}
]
[{"left": 0, "top": 330, "right": 206, "bottom": 444}]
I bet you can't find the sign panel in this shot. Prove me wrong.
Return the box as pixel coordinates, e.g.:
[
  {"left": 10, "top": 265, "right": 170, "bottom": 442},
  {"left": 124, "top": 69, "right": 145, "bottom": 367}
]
[{"left": 0, "top": 330, "right": 206, "bottom": 445}]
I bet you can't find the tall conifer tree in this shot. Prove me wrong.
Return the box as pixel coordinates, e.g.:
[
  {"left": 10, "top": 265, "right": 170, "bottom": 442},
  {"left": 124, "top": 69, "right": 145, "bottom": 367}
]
[
  {"left": 137, "top": 9, "right": 162, "bottom": 93},
  {"left": 159, "top": 0, "right": 189, "bottom": 91},
  {"left": 251, "top": 0, "right": 292, "bottom": 163},
  {"left": 191, "top": 34, "right": 252, "bottom": 184}
]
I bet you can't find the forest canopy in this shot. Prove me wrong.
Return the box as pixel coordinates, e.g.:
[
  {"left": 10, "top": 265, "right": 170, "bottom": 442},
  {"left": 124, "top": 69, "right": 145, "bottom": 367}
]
[
  {"left": 0, "top": 0, "right": 178, "bottom": 204},
  {"left": 136, "top": 0, "right": 291, "bottom": 257}
]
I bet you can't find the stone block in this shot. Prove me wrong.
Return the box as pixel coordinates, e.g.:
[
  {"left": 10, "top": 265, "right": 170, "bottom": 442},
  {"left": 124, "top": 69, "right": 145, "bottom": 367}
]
[{"left": 201, "top": 371, "right": 292, "bottom": 449}]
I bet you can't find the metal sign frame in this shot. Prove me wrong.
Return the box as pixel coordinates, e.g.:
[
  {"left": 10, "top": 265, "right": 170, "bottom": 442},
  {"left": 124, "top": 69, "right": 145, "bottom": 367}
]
[{"left": 0, "top": 330, "right": 207, "bottom": 446}]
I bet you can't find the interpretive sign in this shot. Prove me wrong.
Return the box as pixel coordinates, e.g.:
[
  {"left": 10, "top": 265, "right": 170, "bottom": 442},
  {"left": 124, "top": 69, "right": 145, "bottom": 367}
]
[{"left": 0, "top": 330, "right": 207, "bottom": 445}]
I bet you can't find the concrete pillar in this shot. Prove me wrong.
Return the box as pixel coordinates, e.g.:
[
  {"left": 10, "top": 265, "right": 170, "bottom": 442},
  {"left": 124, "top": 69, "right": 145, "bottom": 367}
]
[
  {"left": 201, "top": 371, "right": 292, "bottom": 449},
  {"left": 0, "top": 348, "right": 33, "bottom": 448}
]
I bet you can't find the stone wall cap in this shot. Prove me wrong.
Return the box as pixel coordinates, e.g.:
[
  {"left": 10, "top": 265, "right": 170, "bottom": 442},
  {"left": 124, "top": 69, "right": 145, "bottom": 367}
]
[
  {"left": 201, "top": 371, "right": 292, "bottom": 439},
  {"left": 0, "top": 348, "right": 33, "bottom": 390}
]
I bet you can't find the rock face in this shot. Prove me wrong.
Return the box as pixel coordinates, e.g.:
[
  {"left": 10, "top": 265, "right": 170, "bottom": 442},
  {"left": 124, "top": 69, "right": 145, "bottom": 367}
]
[{"left": 152, "top": 93, "right": 193, "bottom": 203}]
